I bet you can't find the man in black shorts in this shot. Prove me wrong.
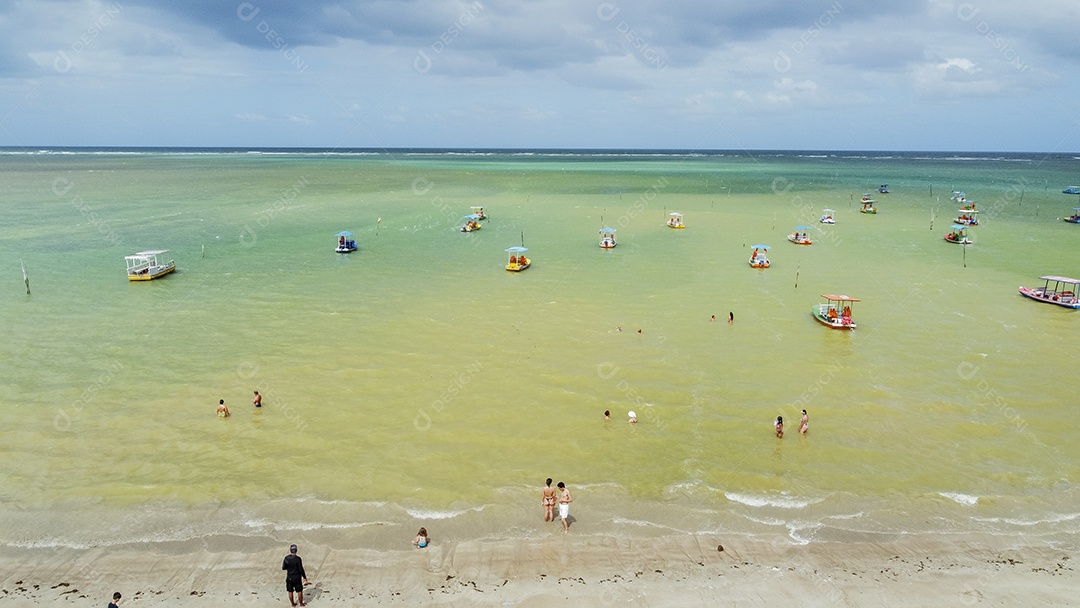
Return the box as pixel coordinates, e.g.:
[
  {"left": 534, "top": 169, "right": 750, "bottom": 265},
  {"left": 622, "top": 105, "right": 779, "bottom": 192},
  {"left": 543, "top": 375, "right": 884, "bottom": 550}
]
[{"left": 282, "top": 543, "right": 309, "bottom": 607}]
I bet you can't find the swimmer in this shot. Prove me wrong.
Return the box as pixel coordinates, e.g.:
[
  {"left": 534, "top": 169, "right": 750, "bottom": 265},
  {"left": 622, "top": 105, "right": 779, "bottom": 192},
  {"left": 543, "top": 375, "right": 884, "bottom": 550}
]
[
  {"left": 728, "top": 312, "right": 734, "bottom": 324},
  {"left": 253, "top": 390, "right": 262, "bottom": 408},
  {"left": 800, "top": 409, "right": 808, "bottom": 434},
  {"left": 774, "top": 415, "right": 783, "bottom": 438},
  {"left": 710, "top": 315, "right": 716, "bottom": 322},
  {"left": 217, "top": 399, "right": 230, "bottom": 418},
  {"left": 616, "top": 325, "right": 622, "bottom": 332},
  {"left": 628, "top": 410, "right": 637, "bottom": 424},
  {"left": 604, "top": 410, "right": 610, "bottom": 420}
]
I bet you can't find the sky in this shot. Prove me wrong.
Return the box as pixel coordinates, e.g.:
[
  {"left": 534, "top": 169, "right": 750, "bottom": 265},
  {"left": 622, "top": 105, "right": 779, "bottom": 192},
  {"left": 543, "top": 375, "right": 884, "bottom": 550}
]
[{"left": 0, "top": 0, "right": 1078, "bottom": 151}]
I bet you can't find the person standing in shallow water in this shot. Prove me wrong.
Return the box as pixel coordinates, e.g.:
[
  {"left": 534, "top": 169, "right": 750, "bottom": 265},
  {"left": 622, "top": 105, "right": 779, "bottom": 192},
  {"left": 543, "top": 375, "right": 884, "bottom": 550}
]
[
  {"left": 800, "top": 409, "right": 809, "bottom": 434},
  {"left": 775, "top": 416, "right": 784, "bottom": 438},
  {"left": 252, "top": 390, "right": 262, "bottom": 408},
  {"left": 542, "top": 478, "right": 557, "bottom": 522},
  {"left": 557, "top": 481, "right": 573, "bottom": 532}
]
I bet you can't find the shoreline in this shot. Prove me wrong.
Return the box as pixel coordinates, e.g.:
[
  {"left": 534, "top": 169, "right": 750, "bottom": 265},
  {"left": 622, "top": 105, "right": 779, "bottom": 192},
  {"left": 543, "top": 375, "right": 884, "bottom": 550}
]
[{"left": 1, "top": 532, "right": 1073, "bottom": 606}]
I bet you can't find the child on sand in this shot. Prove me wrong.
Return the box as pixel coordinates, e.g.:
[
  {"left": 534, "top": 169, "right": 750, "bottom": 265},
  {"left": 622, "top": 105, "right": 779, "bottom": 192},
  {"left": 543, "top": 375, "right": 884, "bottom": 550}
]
[{"left": 413, "top": 527, "right": 429, "bottom": 548}]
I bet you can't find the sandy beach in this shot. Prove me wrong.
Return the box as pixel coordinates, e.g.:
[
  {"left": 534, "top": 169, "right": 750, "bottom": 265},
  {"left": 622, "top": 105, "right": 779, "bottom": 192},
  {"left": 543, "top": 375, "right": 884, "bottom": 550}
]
[{"left": 1, "top": 534, "right": 1073, "bottom": 606}]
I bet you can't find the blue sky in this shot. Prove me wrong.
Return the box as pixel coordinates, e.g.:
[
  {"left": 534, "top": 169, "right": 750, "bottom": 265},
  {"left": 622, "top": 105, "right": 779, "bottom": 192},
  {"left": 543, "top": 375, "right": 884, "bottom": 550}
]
[{"left": 1, "top": 0, "right": 1078, "bottom": 151}]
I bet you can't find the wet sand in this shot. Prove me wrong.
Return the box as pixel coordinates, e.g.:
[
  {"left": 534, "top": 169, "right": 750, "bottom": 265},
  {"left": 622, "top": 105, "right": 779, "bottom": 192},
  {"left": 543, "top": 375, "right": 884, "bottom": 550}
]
[{"left": 0, "top": 534, "right": 1073, "bottom": 606}]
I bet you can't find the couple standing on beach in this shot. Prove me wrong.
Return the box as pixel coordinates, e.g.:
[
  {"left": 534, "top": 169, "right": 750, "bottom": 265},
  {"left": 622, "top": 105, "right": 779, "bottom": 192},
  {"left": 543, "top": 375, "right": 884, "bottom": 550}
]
[{"left": 542, "top": 478, "right": 573, "bottom": 532}]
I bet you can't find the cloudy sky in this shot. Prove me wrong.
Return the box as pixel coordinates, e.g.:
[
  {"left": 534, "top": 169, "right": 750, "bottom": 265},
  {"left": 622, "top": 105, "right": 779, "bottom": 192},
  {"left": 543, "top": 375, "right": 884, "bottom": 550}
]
[{"left": 1, "top": 0, "right": 1077, "bottom": 151}]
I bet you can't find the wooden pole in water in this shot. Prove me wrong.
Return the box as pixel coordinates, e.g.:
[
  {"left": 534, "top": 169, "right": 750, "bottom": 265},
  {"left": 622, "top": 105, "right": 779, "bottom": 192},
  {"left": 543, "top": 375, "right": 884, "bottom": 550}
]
[
  {"left": 21, "top": 259, "right": 29, "bottom": 295},
  {"left": 963, "top": 242, "right": 967, "bottom": 268},
  {"left": 929, "top": 208, "right": 935, "bottom": 231},
  {"left": 1019, "top": 189, "right": 1024, "bottom": 206},
  {"left": 376, "top": 217, "right": 381, "bottom": 236},
  {"left": 794, "top": 262, "right": 800, "bottom": 288}
]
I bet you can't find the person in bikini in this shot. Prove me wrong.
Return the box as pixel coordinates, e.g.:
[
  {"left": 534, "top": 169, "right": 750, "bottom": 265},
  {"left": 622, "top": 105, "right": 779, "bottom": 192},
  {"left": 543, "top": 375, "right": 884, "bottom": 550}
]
[{"left": 542, "top": 478, "right": 557, "bottom": 522}]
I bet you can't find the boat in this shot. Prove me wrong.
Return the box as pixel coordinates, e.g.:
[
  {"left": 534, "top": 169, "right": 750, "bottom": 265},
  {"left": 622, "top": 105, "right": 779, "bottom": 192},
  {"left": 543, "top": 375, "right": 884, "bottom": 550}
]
[
  {"left": 598, "top": 227, "right": 617, "bottom": 249},
  {"left": 944, "top": 224, "right": 972, "bottom": 245},
  {"left": 954, "top": 210, "right": 980, "bottom": 226},
  {"left": 1062, "top": 187, "right": 1080, "bottom": 195},
  {"left": 505, "top": 246, "right": 530, "bottom": 271},
  {"left": 470, "top": 206, "right": 487, "bottom": 220},
  {"left": 787, "top": 226, "right": 813, "bottom": 245},
  {"left": 1065, "top": 208, "right": 1080, "bottom": 224},
  {"left": 1018, "top": 275, "right": 1080, "bottom": 309},
  {"left": 812, "top": 294, "right": 858, "bottom": 329},
  {"left": 460, "top": 214, "right": 482, "bottom": 232},
  {"left": 335, "top": 231, "right": 357, "bottom": 253},
  {"left": 878, "top": 184, "right": 889, "bottom": 194},
  {"left": 667, "top": 212, "right": 685, "bottom": 229},
  {"left": 859, "top": 194, "right": 877, "bottom": 214},
  {"left": 749, "top": 244, "right": 771, "bottom": 268},
  {"left": 125, "top": 250, "right": 175, "bottom": 281},
  {"left": 819, "top": 209, "right": 835, "bottom": 224},
  {"left": 951, "top": 191, "right": 976, "bottom": 211}
]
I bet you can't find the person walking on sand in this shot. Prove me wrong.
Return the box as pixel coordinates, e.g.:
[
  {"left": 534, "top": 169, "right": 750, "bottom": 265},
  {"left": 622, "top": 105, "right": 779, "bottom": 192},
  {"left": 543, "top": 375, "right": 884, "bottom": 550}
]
[
  {"left": 557, "top": 481, "right": 573, "bottom": 532},
  {"left": 775, "top": 415, "right": 784, "bottom": 438},
  {"left": 800, "top": 409, "right": 809, "bottom": 434},
  {"left": 216, "top": 399, "right": 230, "bottom": 418},
  {"left": 108, "top": 591, "right": 122, "bottom": 608},
  {"left": 282, "top": 544, "right": 309, "bottom": 607},
  {"left": 252, "top": 390, "right": 262, "bottom": 408},
  {"left": 542, "top": 478, "right": 557, "bottom": 522}
]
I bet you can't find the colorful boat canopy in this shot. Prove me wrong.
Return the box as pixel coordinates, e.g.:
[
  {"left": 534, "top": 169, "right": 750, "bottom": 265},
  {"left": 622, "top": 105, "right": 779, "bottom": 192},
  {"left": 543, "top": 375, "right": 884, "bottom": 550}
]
[
  {"left": 956, "top": 209, "right": 979, "bottom": 213},
  {"left": 821, "top": 295, "right": 860, "bottom": 302},
  {"left": 462, "top": 214, "right": 480, "bottom": 220},
  {"left": 669, "top": 212, "right": 683, "bottom": 217},
  {"left": 505, "top": 246, "right": 528, "bottom": 253},
  {"left": 751, "top": 244, "right": 771, "bottom": 250},
  {"left": 599, "top": 227, "right": 617, "bottom": 234},
  {"left": 336, "top": 231, "right": 353, "bottom": 237},
  {"left": 794, "top": 225, "right": 812, "bottom": 230},
  {"left": 1063, "top": 187, "right": 1080, "bottom": 195},
  {"left": 949, "top": 224, "right": 968, "bottom": 230}
]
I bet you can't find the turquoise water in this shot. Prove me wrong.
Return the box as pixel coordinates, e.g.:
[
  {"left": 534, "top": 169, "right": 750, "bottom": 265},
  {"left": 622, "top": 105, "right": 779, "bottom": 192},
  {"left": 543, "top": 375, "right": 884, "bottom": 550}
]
[{"left": 0, "top": 149, "right": 1077, "bottom": 551}]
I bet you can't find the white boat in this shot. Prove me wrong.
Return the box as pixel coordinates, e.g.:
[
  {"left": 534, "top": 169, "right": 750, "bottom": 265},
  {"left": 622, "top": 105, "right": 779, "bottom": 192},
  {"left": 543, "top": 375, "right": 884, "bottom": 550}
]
[
  {"left": 126, "top": 250, "right": 175, "bottom": 281},
  {"left": 749, "top": 244, "right": 770, "bottom": 268},
  {"left": 820, "top": 209, "right": 835, "bottom": 224},
  {"left": 471, "top": 206, "right": 487, "bottom": 220},
  {"left": 812, "top": 294, "right": 858, "bottom": 329},
  {"left": 598, "top": 227, "right": 617, "bottom": 249},
  {"left": 667, "top": 212, "right": 684, "bottom": 229},
  {"left": 787, "top": 226, "right": 813, "bottom": 245},
  {"left": 944, "top": 224, "right": 972, "bottom": 245},
  {"left": 1018, "top": 275, "right": 1080, "bottom": 309},
  {"left": 335, "top": 231, "right": 357, "bottom": 253},
  {"left": 954, "top": 210, "right": 979, "bottom": 226}
]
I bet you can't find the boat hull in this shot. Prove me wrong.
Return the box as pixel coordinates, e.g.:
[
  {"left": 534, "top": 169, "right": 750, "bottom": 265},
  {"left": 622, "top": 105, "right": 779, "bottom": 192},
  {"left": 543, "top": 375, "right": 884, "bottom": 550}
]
[
  {"left": 749, "top": 260, "right": 770, "bottom": 268},
  {"left": 787, "top": 235, "right": 812, "bottom": 245},
  {"left": 944, "top": 235, "right": 971, "bottom": 245},
  {"left": 1018, "top": 286, "right": 1080, "bottom": 309},
  {"left": 667, "top": 224, "right": 684, "bottom": 229},
  {"left": 335, "top": 246, "right": 357, "bottom": 253},
  {"left": 506, "top": 260, "right": 531, "bottom": 272},
  {"left": 1065, "top": 217, "right": 1080, "bottom": 224},
  {"left": 128, "top": 264, "right": 176, "bottom": 281},
  {"left": 860, "top": 208, "right": 877, "bottom": 214},
  {"left": 819, "top": 218, "right": 835, "bottom": 224}
]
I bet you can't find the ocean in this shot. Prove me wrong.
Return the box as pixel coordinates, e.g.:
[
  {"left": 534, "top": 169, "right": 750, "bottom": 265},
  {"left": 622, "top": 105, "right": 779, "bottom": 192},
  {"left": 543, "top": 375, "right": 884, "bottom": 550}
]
[{"left": 1, "top": 148, "right": 1077, "bottom": 552}]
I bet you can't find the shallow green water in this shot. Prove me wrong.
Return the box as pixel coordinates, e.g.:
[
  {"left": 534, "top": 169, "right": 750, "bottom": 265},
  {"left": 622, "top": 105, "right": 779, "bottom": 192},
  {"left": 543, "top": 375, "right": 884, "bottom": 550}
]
[{"left": 0, "top": 150, "right": 1077, "bottom": 550}]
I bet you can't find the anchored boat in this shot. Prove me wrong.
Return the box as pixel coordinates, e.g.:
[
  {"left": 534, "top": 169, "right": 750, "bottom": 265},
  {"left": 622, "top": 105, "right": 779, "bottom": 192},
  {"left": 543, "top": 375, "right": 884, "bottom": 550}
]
[
  {"left": 667, "top": 212, "right": 685, "bottom": 229},
  {"left": 1018, "top": 276, "right": 1080, "bottom": 309},
  {"left": 506, "top": 246, "right": 530, "bottom": 271},
  {"left": 598, "top": 227, "right": 617, "bottom": 249},
  {"left": 125, "top": 250, "right": 175, "bottom": 281},
  {"left": 335, "top": 231, "right": 357, "bottom": 253}
]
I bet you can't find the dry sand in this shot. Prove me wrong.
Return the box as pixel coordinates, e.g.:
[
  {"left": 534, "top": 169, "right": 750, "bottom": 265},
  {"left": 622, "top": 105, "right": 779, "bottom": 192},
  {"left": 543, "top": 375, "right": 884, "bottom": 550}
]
[{"left": 0, "top": 533, "right": 1073, "bottom": 606}]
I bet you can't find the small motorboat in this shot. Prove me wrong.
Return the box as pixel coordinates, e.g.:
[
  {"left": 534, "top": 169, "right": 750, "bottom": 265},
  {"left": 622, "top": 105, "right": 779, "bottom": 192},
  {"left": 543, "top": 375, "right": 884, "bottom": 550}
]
[
  {"left": 460, "top": 214, "right": 482, "bottom": 232},
  {"left": 335, "top": 231, "right": 357, "bottom": 253},
  {"left": 505, "top": 246, "right": 530, "bottom": 271},
  {"left": 667, "top": 212, "right": 685, "bottom": 229},
  {"left": 598, "top": 227, "right": 617, "bottom": 249},
  {"left": 878, "top": 184, "right": 889, "bottom": 194},
  {"left": 812, "top": 294, "right": 858, "bottom": 329},
  {"left": 1018, "top": 275, "right": 1080, "bottom": 309},
  {"left": 125, "top": 250, "right": 176, "bottom": 281},
  {"left": 860, "top": 194, "right": 877, "bottom": 214},
  {"left": 749, "top": 244, "right": 771, "bottom": 268},
  {"left": 787, "top": 226, "right": 812, "bottom": 245},
  {"left": 953, "top": 210, "right": 980, "bottom": 226},
  {"left": 944, "top": 224, "right": 972, "bottom": 245},
  {"left": 820, "top": 209, "right": 835, "bottom": 224},
  {"left": 1065, "top": 207, "right": 1080, "bottom": 224},
  {"left": 471, "top": 206, "right": 487, "bottom": 220}
]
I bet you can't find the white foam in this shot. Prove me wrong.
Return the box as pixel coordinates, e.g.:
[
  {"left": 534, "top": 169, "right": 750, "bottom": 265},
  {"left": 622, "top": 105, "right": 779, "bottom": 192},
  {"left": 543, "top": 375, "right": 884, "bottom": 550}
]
[
  {"left": 725, "top": 492, "right": 824, "bottom": 509},
  {"left": 403, "top": 505, "right": 485, "bottom": 520},
  {"left": 939, "top": 492, "right": 979, "bottom": 506}
]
